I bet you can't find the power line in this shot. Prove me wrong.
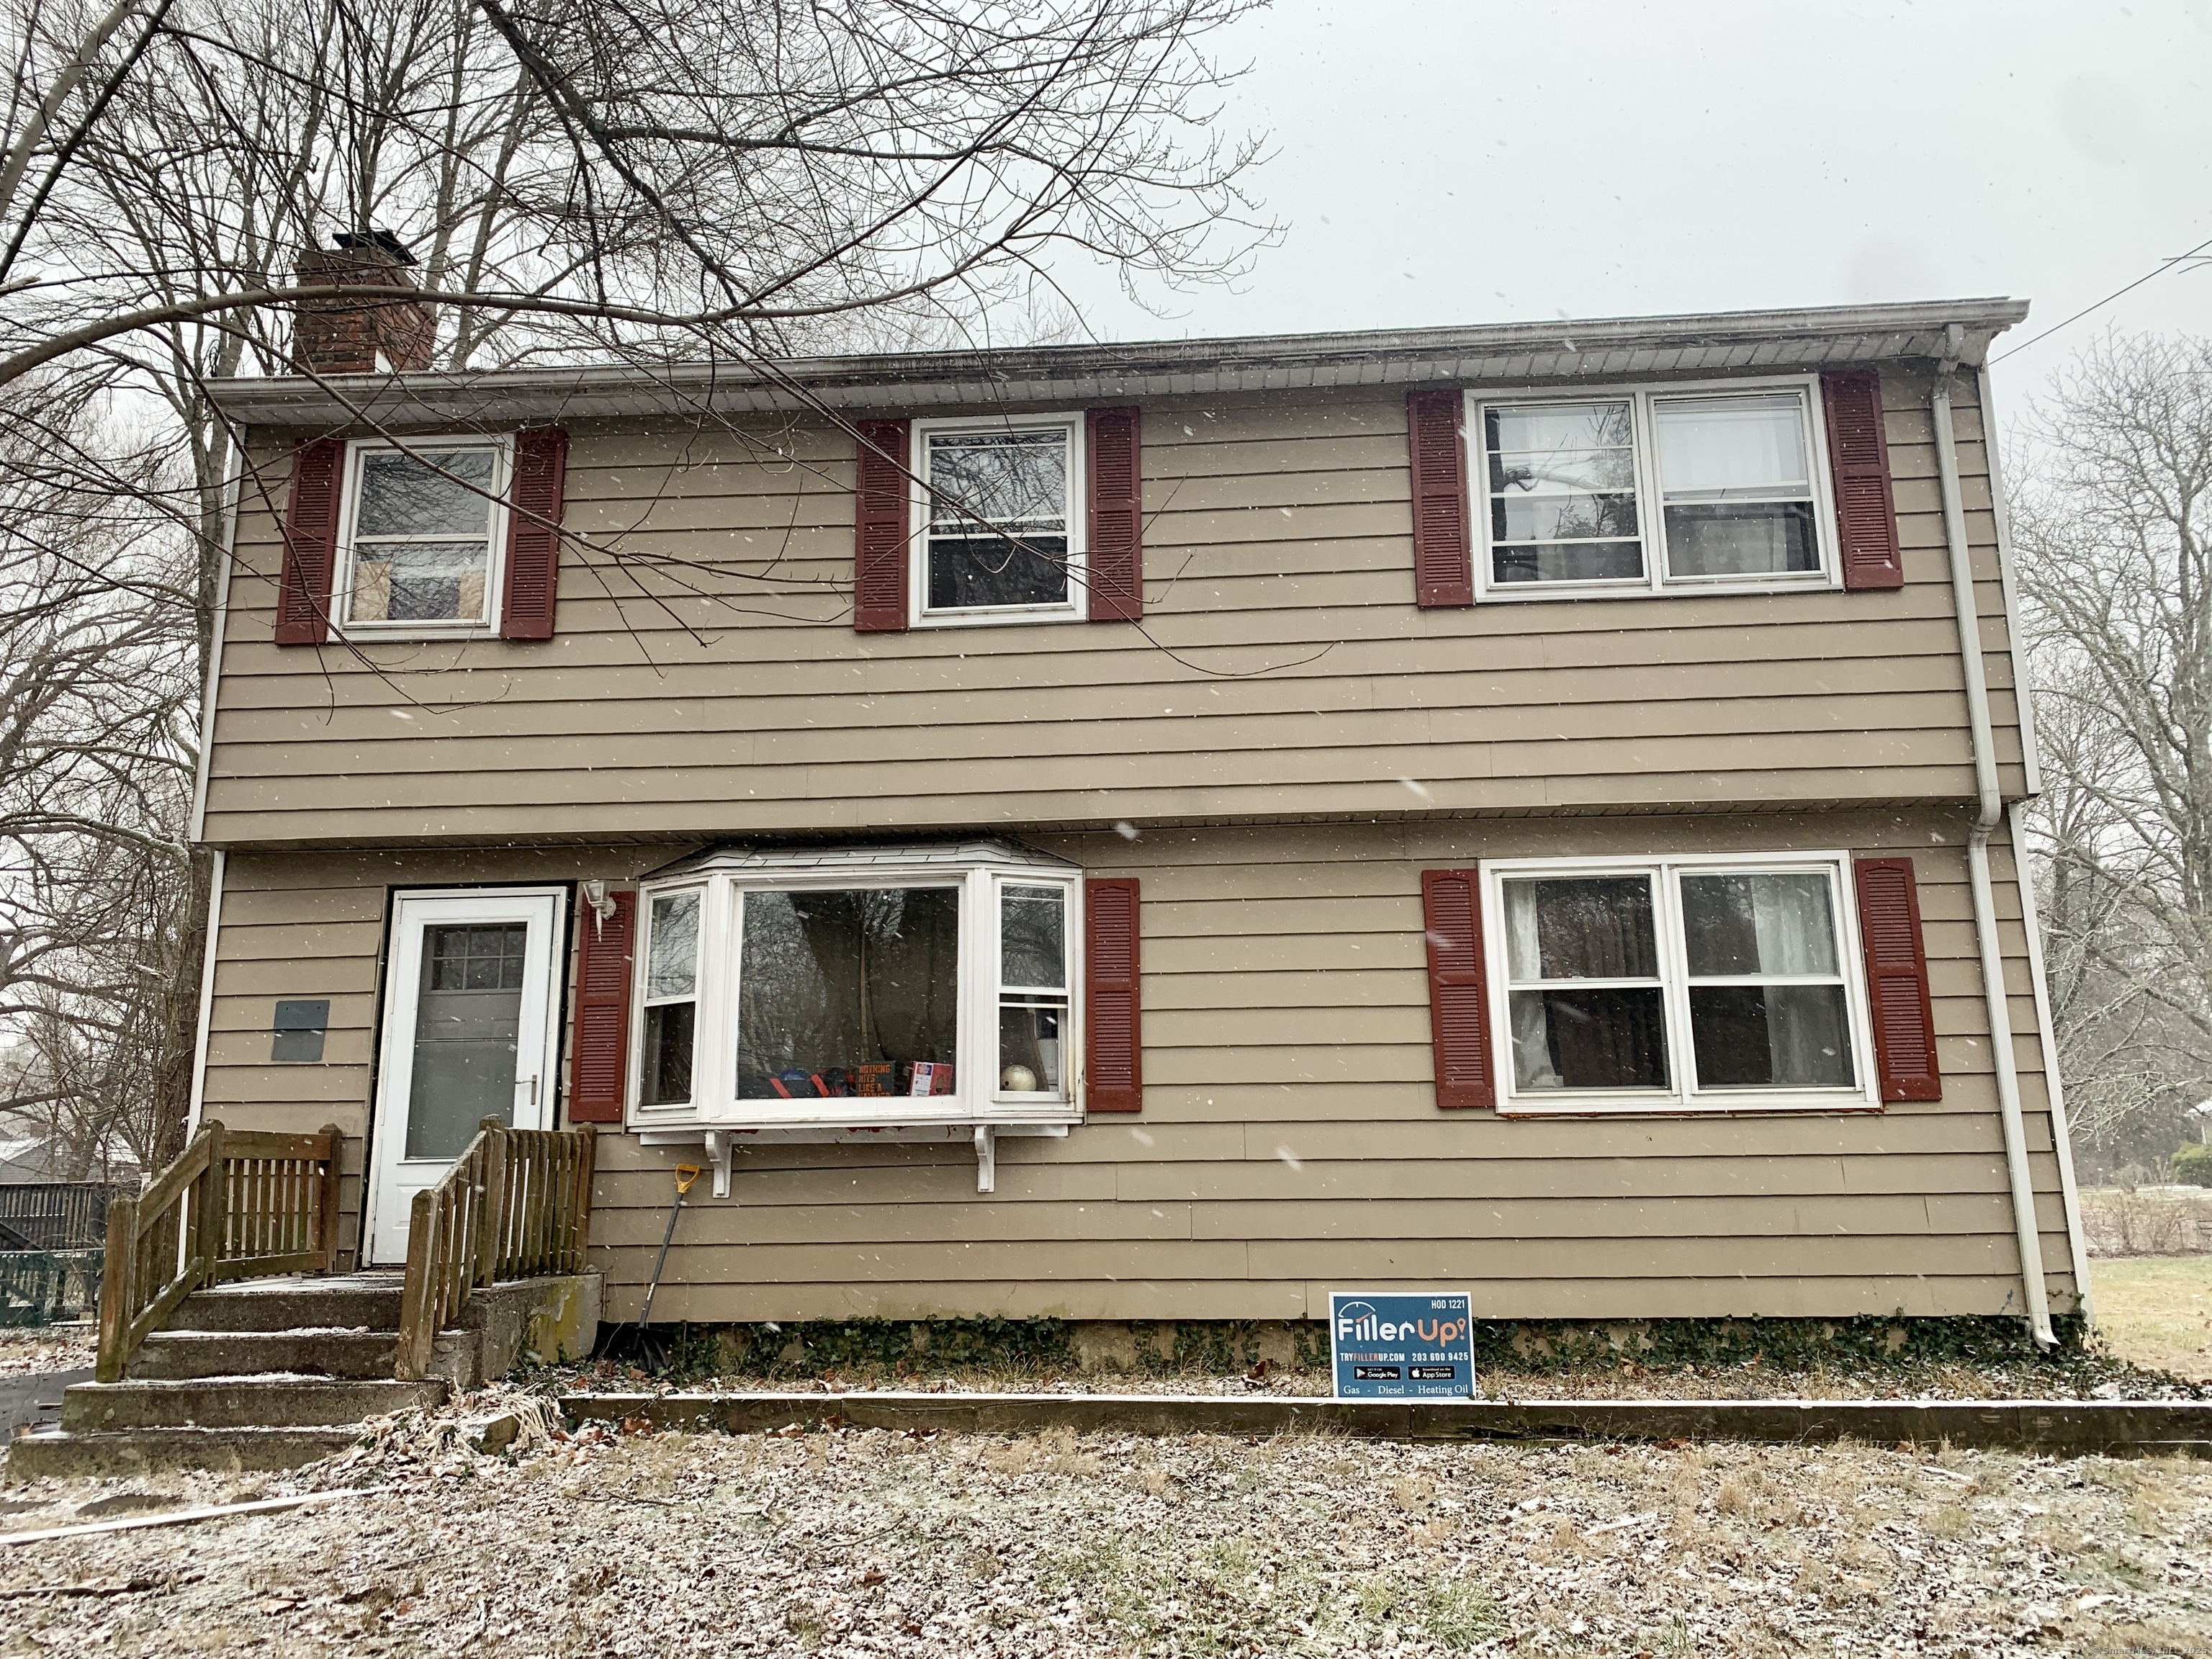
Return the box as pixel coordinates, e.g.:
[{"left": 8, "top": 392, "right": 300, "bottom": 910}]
[{"left": 1992, "top": 232, "right": 2212, "bottom": 364}]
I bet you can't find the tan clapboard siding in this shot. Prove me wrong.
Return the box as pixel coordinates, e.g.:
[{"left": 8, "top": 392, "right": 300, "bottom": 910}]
[
  {"left": 201, "top": 367, "right": 2025, "bottom": 845},
  {"left": 197, "top": 809, "right": 2081, "bottom": 1319}
]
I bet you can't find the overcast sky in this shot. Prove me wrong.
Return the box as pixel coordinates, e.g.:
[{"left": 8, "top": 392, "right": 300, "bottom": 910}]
[{"left": 1059, "top": 0, "right": 2212, "bottom": 418}]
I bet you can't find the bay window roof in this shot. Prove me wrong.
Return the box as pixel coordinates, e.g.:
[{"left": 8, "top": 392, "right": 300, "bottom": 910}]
[{"left": 645, "top": 837, "right": 1078, "bottom": 882}]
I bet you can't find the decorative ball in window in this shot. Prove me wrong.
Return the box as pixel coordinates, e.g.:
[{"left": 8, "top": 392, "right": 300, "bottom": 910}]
[{"left": 1000, "top": 1064, "right": 1038, "bottom": 1093}]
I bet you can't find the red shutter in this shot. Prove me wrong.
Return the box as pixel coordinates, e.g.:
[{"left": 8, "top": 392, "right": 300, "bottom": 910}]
[
  {"left": 1421, "top": 868, "right": 1496, "bottom": 1108},
  {"left": 1085, "top": 405, "right": 1143, "bottom": 620},
  {"left": 274, "top": 439, "right": 345, "bottom": 644},
  {"left": 1821, "top": 369, "right": 1904, "bottom": 590},
  {"left": 1407, "top": 390, "right": 1473, "bottom": 608},
  {"left": 1084, "top": 878, "right": 1142, "bottom": 1112},
  {"left": 1853, "top": 856, "right": 1941, "bottom": 1102},
  {"left": 567, "top": 889, "right": 635, "bottom": 1124},
  {"left": 853, "top": 418, "right": 910, "bottom": 631},
  {"left": 500, "top": 426, "right": 568, "bottom": 639}
]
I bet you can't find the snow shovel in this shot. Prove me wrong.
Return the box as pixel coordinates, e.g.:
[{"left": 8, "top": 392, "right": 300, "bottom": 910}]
[{"left": 596, "top": 1163, "right": 701, "bottom": 1372}]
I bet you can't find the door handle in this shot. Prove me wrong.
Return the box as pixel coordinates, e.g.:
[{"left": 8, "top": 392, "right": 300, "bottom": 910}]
[{"left": 518, "top": 1074, "right": 539, "bottom": 1107}]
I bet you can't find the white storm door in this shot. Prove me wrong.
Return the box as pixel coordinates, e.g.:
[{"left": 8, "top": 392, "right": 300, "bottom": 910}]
[{"left": 364, "top": 889, "right": 567, "bottom": 1266}]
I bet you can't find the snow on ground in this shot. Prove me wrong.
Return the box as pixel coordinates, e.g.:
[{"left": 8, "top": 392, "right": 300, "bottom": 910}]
[{"left": 3, "top": 1389, "right": 2210, "bottom": 1656}]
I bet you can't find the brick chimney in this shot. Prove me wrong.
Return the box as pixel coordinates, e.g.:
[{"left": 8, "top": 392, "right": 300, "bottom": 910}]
[{"left": 292, "top": 230, "right": 436, "bottom": 375}]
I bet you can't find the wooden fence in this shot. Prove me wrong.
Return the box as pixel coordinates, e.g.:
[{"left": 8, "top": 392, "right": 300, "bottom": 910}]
[
  {"left": 0, "top": 1182, "right": 123, "bottom": 1251},
  {"left": 395, "top": 1120, "right": 596, "bottom": 1381},
  {"left": 95, "top": 1122, "right": 343, "bottom": 1382}
]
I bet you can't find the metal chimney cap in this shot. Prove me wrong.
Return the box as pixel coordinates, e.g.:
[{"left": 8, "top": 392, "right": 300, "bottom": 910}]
[{"left": 332, "top": 228, "right": 417, "bottom": 265}]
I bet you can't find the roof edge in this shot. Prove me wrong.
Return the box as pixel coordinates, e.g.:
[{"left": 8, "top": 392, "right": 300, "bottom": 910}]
[{"left": 209, "top": 296, "right": 2031, "bottom": 426}]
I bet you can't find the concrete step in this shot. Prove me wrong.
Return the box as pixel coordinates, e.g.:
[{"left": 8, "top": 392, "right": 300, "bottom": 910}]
[
  {"left": 6, "top": 1424, "right": 359, "bottom": 1480},
  {"left": 130, "top": 1328, "right": 479, "bottom": 1388},
  {"left": 60, "top": 1376, "right": 448, "bottom": 1432},
  {"left": 168, "top": 1273, "right": 405, "bottom": 1334}
]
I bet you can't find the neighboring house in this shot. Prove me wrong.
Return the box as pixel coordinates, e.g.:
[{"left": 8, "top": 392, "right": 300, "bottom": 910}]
[{"left": 187, "top": 261, "right": 2090, "bottom": 1340}]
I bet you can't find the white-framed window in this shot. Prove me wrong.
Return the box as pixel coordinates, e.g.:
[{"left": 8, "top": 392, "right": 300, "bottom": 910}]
[
  {"left": 629, "top": 846, "right": 1084, "bottom": 1130},
  {"left": 911, "top": 413, "right": 1085, "bottom": 627},
  {"left": 1483, "top": 852, "right": 1877, "bottom": 1115},
  {"left": 1471, "top": 377, "right": 1836, "bottom": 601},
  {"left": 334, "top": 436, "right": 511, "bottom": 634}
]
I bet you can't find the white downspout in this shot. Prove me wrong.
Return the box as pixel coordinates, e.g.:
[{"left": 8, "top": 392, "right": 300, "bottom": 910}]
[
  {"left": 185, "top": 848, "right": 226, "bottom": 1136},
  {"left": 2009, "top": 798, "right": 2094, "bottom": 1321},
  {"left": 1932, "top": 324, "right": 2054, "bottom": 1344}
]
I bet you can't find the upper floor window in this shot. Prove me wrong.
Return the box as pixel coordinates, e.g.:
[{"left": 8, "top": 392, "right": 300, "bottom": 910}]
[
  {"left": 1473, "top": 380, "right": 1835, "bottom": 600},
  {"left": 914, "top": 415, "right": 1084, "bottom": 626},
  {"left": 337, "top": 438, "right": 509, "bottom": 634}
]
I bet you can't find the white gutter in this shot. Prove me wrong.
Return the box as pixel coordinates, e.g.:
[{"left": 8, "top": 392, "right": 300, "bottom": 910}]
[
  {"left": 2009, "top": 799, "right": 2094, "bottom": 1320},
  {"left": 1931, "top": 324, "right": 2054, "bottom": 1344},
  {"left": 184, "top": 848, "right": 226, "bottom": 1136}
]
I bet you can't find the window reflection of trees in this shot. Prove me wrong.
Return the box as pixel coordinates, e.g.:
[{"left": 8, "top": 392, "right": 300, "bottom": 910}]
[{"left": 734, "top": 887, "right": 958, "bottom": 1094}]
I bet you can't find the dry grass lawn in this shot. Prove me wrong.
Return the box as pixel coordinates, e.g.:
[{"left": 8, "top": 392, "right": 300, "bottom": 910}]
[
  {"left": 4, "top": 1405, "right": 2211, "bottom": 1656},
  {"left": 2092, "top": 1256, "right": 2212, "bottom": 1382}
]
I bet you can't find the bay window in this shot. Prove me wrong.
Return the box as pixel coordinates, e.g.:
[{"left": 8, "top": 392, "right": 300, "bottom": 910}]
[
  {"left": 1486, "top": 853, "right": 1875, "bottom": 1114},
  {"left": 1473, "top": 379, "right": 1835, "bottom": 598},
  {"left": 628, "top": 844, "right": 1084, "bottom": 1128}
]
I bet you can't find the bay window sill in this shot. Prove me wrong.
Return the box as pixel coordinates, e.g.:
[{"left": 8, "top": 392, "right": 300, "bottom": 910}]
[{"left": 636, "top": 1120, "right": 1074, "bottom": 1197}]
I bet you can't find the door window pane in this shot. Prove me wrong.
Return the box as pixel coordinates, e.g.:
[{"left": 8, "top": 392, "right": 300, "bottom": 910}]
[
  {"left": 735, "top": 886, "right": 959, "bottom": 1098},
  {"left": 926, "top": 428, "right": 1071, "bottom": 610},
  {"left": 1653, "top": 394, "right": 1821, "bottom": 578},
  {"left": 407, "top": 922, "right": 524, "bottom": 1159}
]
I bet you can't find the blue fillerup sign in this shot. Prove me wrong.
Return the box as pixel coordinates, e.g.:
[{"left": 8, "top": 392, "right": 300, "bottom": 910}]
[{"left": 1329, "top": 1290, "right": 1477, "bottom": 1400}]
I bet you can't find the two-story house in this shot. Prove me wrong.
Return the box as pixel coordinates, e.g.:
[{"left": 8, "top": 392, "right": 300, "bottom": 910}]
[{"left": 187, "top": 276, "right": 2090, "bottom": 1346}]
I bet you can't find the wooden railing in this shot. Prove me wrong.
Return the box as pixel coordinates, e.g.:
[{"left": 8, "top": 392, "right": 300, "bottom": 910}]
[
  {"left": 395, "top": 1120, "right": 596, "bottom": 1381},
  {"left": 96, "top": 1121, "right": 343, "bottom": 1382}
]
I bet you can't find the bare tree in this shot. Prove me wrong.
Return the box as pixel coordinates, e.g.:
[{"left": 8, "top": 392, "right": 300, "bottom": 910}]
[
  {"left": 0, "top": 379, "right": 197, "bottom": 1173},
  {"left": 2015, "top": 332, "right": 2212, "bottom": 1170},
  {"left": 0, "top": 0, "right": 1267, "bottom": 1161}
]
